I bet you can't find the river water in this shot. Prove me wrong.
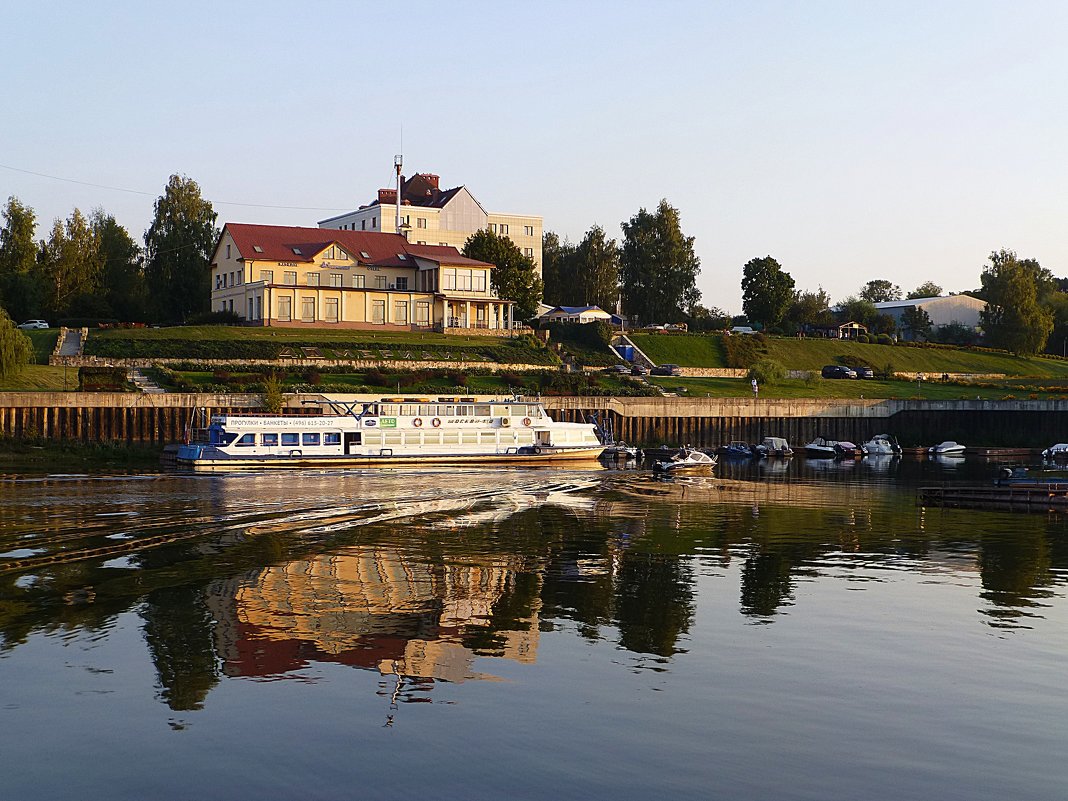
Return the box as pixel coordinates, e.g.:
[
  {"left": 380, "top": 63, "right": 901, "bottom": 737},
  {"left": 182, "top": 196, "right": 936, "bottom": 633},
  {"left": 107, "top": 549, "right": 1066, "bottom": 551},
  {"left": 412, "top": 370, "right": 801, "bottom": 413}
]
[{"left": 1, "top": 457, "right": 1066, "bottom": 801}]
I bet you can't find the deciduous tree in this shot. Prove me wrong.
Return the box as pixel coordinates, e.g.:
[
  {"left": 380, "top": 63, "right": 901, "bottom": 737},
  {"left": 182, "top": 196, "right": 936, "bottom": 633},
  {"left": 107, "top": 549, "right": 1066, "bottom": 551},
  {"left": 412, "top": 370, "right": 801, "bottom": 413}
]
[
  {"left": 463, "top": 228, "right": 543, "bottom": 320},
  {"left": 144, "top": 175, "right": 218, "bottom": 323},
  {"left": 36, "top": 208, "right": 102, "bottom": 319},
  {"left": 901, "top": 305, "right": 933, "bottom": 341},
  {"left": 92, "top": 210, "right": 146, "bottom": 321},
  {"left": 0, "top": 307, "right": 32, "bottom": 378},
  {"left": 573, "top": 225, "right": 619, "bottom": 311},
  {"left": 619, "top": 200, "right": 700, "bottom": 324},
  {"left": 0, "top": 196, "right": 40, "bottom": 321},
  {"left": 906, "top": 281, "right": 942, "bottom": 300},
  {"left": 540, "top": 231, "right": 575, "bottom": 307},
  {"left": 859, "top": 279, "right": 901, "bottom": 303},
  {"left": 741, "top": 256, "right": 794, "bottom": 329},
  {"left": 979, "top": 249, "right": 1053, "bottom": 355}
]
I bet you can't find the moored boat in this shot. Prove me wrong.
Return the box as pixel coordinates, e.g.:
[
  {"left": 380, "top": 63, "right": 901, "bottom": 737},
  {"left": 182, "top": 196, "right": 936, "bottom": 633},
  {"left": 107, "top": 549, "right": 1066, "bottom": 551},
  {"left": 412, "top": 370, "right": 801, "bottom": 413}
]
[
  {"left": 928, "top": 441, "right": 966, "bottom": 456},
  {"left": 862, "top": 434, "right": 901, "bottom": 456},
  {"left": 175, "top": 396, "right": 605, "bottom": 471},
  {"left": 720, "top": 441, "right": 754, "bottom": 459},
  {"left": 653, "top": 448, "right": 717, "bottom": 475},
  {"left": 1042, "top": 443, "right": 1068, "bottom": 460},
  {"left": 756, "top": 436, "right": 794, "bottom": 458},
  {"left": 804, "top": 436, "right": 844, "bottom": 458}
]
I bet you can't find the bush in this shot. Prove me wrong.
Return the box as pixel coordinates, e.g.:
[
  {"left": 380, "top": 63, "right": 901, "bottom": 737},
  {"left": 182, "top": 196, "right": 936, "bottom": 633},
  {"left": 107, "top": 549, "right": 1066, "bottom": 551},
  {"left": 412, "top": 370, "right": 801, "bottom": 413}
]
[
  {"left": 185, "top": 310, "right": 245, "bottom": 326},
  {"left": 748, "top": 358, "right": 786, "bottom": 385},
  {"left": 723, "top": 334, "right": 762, "bottom": 368},
  {"left": 876, "top": 333, "right": 893, "bottom": 345},
  {"left": 78, "top": 366, "right": 128, "bottom": 391},
  {"left": 262, "top": 373, "right": 284, "bottom": 413},
  {"left": 856, "top": 333, "right": 870, "bottom": 344},
  {"left": 59, "top": 317, "right": 121, "bottom": 329}
]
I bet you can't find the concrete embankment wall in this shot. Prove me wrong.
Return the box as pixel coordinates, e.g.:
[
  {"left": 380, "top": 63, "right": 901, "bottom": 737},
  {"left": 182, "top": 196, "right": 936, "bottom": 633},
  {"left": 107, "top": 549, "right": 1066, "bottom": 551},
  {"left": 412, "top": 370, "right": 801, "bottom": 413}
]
[{"left": 2, "top": 393, "right": 1067, "bottom": 448}]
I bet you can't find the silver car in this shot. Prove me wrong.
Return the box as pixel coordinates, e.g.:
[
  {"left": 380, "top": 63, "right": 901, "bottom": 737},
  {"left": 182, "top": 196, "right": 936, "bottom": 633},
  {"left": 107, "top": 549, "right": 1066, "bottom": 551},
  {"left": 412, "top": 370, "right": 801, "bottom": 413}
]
[{"left": 17, "top": 320, "right": 49, "bottom": 330}]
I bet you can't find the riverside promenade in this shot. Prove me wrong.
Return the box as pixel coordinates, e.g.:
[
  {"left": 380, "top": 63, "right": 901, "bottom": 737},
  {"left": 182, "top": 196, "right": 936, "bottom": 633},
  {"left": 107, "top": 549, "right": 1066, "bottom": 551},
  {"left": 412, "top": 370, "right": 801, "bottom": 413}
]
[{"left": 2, "top": 393, "right": 1067, "bottom": 449}]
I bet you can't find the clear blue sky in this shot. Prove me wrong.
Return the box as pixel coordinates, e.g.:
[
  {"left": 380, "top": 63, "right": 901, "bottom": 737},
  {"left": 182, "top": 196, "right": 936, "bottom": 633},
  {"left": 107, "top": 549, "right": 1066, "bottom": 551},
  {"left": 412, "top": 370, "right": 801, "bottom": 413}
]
[{"left": 3, "top": 1, "right": 1065, "bottom": 315}]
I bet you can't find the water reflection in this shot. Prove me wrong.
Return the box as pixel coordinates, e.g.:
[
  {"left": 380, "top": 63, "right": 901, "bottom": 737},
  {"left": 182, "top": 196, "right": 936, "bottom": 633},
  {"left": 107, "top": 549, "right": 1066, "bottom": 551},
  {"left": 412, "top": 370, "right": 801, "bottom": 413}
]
[{"left": 1, "top": 462, "right": 1067, "bottom": 713}]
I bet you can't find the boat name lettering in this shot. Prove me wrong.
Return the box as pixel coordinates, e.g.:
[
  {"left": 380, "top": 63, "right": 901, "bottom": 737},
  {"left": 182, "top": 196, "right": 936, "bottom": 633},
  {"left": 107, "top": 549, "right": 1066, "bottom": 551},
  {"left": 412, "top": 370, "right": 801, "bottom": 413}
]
[{"left": 446, "top": 418, "right": 492, "bottom": 425}]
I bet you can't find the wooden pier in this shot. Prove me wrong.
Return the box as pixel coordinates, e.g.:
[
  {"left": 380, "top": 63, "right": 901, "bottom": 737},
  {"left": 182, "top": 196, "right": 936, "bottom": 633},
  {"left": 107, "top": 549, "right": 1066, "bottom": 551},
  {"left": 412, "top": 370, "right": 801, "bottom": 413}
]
[{"left": 920, "top": 483, "right": 1068, "bottom": 511}]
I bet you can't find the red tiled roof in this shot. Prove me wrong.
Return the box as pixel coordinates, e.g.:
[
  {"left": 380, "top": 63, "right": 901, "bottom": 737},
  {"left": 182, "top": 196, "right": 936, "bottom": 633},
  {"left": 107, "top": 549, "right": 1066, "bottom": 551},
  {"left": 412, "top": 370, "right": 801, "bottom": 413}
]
[{"left": 221, "top": 223, "right": 491, "bottom": 268}]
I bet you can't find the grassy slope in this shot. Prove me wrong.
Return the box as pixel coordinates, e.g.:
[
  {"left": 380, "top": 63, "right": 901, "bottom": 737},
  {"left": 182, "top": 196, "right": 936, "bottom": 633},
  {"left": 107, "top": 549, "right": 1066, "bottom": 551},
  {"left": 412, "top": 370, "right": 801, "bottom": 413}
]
[
  {"left": 23, "top": 329, "right": 60, "bottom": 364},
  {"left": 630, "top": 333, "right": 1068, "bottom": 378},
  {"left": 0, "top": 365, "right": 72, "bottom": 391},
  {"left": 88, "top": 326, "right": 505, "bottom": 348},
  {"left": 650, "top": 375, "right": 1068, "bottom": 400}
]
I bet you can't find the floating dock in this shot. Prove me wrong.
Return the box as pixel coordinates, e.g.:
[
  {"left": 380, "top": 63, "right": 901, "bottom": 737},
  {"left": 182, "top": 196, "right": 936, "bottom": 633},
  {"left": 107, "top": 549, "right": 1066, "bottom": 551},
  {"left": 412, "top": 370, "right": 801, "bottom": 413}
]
[{"left": 920, "top": 483, "right": 1068, "bottom": 511}]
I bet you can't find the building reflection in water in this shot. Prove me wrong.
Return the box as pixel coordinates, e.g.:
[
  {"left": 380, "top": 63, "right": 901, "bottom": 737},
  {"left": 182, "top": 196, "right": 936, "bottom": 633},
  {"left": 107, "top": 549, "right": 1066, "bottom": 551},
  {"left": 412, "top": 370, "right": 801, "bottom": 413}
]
[{"left": 205, "top": 547, "right": 539, "bottom": 686}]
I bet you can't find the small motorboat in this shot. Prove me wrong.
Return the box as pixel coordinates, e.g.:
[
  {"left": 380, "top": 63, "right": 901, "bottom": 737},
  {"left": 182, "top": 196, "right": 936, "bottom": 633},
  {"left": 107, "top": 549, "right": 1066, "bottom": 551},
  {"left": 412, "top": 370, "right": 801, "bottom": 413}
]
[
  {"left": 929, "top": 441, "right": 966, "bottom": 456},
  {"left": 720, "top": 441, "right": 754, "bottom": 459},
  {"left": 836, "top": 440, "right": 861, "bottom": 458},
  {"left": 804, "top": 436, "right": 839, "bottom": 459},
  {"left": 602, "top": 441, "right": 641, "bottom": 460},
  {"left": 862, "top": 434, "right": 901, "bottom": 456},
  {"left": 1042, "top": 443, "right": 1068, "bottom": 460},
  {"left": 653, "top": 448, "right": 717, "bottom": 475},
  {"left": 756, "top": 436, "right": 793, "bottom": 458}
]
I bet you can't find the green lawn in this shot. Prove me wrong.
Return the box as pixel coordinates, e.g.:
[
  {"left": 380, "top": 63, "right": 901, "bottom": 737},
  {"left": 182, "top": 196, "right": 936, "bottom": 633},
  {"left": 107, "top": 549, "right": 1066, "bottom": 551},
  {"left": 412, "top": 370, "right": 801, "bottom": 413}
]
[
  {"left": 0, "top": 365, "right": 74, "bottom": 391},
  {"left": 88, "top": 325, "right": 511, "bottom": 348},
  {"left": 650, "top": 375, "right": 1068, "bottom": 400},
  {"left": 630, "top": 333, "right": 1068, "bottom": 378},
  {"left": 22, "top": 329, "right": 60, "bottom": 364}
]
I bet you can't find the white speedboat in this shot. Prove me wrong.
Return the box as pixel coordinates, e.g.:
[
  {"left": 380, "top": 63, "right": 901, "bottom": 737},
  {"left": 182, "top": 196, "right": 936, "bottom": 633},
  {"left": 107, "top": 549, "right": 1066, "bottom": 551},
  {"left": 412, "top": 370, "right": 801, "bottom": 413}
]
[
  {"left": 862, "top": 434, "right": 901, "bottom": 456},
  {"left": 653, "top": 448, "right": 717, "bottom": 474},
  {"left": 176, "top": 395, "right": 605, "bottom": 471},
  {"left": 1042, "top": 443, "right": 1068, "bottom": 460},
  {"left": 928, "top": 441, "right": 966, "bottom": 456}
]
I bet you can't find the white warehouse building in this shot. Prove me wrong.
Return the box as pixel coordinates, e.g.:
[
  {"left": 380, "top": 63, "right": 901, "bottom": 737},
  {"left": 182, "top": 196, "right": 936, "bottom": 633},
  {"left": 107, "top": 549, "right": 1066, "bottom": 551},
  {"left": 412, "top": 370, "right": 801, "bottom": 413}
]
[{"left": 874, "top": 294, "right": 986, "bottom": 340}]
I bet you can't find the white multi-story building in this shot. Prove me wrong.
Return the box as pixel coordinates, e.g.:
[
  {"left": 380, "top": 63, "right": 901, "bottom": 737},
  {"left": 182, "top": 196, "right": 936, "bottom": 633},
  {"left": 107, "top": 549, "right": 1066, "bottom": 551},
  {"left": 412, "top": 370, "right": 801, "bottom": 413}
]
[{"left": 318, "top": 172, "right": 543, "bottom": 276}]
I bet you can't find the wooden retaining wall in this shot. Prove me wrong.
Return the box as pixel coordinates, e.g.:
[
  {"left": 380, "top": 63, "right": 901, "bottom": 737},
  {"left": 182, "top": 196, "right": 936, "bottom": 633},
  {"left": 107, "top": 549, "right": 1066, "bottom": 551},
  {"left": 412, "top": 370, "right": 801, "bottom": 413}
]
[{"left": 2, "top": 393, "right": 1068, "bottom": 448}]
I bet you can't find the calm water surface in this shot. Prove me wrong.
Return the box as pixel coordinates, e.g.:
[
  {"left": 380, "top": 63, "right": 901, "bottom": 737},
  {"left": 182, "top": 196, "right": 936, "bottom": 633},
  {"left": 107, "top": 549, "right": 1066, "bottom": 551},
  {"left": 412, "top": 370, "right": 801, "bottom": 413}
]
[{"left": 1, "top": 457, "right": 1066, "bottom": 801}]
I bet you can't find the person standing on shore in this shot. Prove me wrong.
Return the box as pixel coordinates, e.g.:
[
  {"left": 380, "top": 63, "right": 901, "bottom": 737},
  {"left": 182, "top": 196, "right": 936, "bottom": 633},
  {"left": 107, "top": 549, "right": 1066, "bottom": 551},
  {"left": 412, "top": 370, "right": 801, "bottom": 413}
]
[{"left": 751, "top": 377, "right": 759, "bottom": 398}]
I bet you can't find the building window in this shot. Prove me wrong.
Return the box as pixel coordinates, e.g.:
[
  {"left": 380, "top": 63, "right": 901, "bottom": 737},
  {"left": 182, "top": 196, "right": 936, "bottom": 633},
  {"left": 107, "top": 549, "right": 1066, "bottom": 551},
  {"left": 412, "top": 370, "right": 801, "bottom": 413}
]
[
  {"left": 255, "top": 296, "right": 261, "bottom": 320},
  {"left": 330, "top": 273, "right": 342, "bottom": 287},
  {"left": 394, "top": 301, "right": 408, "bottom": 325},
  {"left": 376, "top": 276, "right": 387, "bottom": 289},
  {"left": 500, "top": 224, "right": 509, "bottom": 235},
  {"left": 395, "top": 277, "right": 408, "bottom": 290},
  {"left": 442, "top": 269, "right": 456, "bottom": 291},
  {"left": 215, "top": 275, "right": 222, "bottom": 290},
  {"left": 283, "top": 271, "right": 297, "bottom": 285},
  {"left": 371, "top": 217, "right": 377, "bottom": 229},
  {"left": 372, "top": 300, "right": 385, "bottom": 324},
  {"left": 248, "top": 299, "right": 254, "bottom": 320},
  {"left": 353, "top": 274, "right": 365, "bottom": 288},
  {"left": 229, "top": 271, "right": 235, "bottom": 286},
  {"left": 524, "top": 247, "right": 534, "bottom": 258},
  {"left": 415, "top": 302, "right": 430, "bottom": 325},
  {"left": 226, "top": 244, "right": 231, "bottom": 259},
  {"left": 524, "top": 225, "right": 534, "bottom": 237},
  {"left": 325, "top": 298, "right": 338, "bottom": 323},
  {"left": 488, "top": 223, "right": 497, "bottom": 233},
  {"left": 301, "top": 297, "right": 316, "bottom": 322},
  {"left": 235, "top": 270, "right": 242, "bottom": 285},
  {"left": 260, "top": 269, "right": 274, "bottom": 283},
  {"left": 307, "top": 273, "right": 320, "bottom": 286},
  {"left": 474, "top": 271, "right": 486, "bottom": 292},
  {"left": 417, "top": 217, "right": 426, "bottom": 229},
  {"left": 277, "top": 296, "right": 291, "bottom": 321},
  {"left": 361, "top": 220, "right": 366, "bottom": 231}
]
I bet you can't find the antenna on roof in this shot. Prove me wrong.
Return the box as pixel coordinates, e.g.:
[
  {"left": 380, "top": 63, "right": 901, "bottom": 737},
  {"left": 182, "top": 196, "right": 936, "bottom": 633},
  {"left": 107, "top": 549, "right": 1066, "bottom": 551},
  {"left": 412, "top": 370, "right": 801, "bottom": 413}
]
[{"left": 394, "top": 152, "right": 411, "bottom": 240}]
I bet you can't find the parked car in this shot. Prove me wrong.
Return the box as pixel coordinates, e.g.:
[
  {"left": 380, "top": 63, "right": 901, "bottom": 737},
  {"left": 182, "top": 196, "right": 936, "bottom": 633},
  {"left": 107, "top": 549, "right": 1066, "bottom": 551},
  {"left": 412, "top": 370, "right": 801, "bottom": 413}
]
[
  {"left": 651, "top": 363, "right": 682, "bottom": 376},
  {"left": 631, "top": 364, "right": 649, "bottom": 376},
  {"left": 17, "top": 320, "right": 49, "bottom": 330},
  {"left": 607, "top": 363, "right": 629, "bottom": 374},
  {"left": 854, "top": 367, "right": 874, "bottom": 379},
  {"left": 821, "top": 365, "right": 857, "bottom": 379}
]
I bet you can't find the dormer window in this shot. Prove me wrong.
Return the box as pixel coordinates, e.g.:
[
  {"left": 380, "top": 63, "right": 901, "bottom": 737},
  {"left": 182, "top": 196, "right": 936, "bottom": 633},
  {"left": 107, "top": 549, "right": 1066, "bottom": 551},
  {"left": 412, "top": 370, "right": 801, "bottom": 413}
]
[
  {"left": 360, "top": 251, "right": 370, "bottom": 259},
  {"left": 253, "top": 245, "right": 263, "bottom": 253},
  {"left": 397, "top": 254, "right": 407, "bottom": 261},
  {"left": 292, "top": 247, "right": 302, "bottom": 255}
]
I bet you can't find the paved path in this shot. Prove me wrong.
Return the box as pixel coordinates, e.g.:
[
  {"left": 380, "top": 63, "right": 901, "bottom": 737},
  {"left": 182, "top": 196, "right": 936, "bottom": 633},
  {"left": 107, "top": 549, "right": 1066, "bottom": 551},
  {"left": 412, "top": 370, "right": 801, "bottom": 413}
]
[{"left": 57, "top": 329, "right": 82, "bottom": 356}]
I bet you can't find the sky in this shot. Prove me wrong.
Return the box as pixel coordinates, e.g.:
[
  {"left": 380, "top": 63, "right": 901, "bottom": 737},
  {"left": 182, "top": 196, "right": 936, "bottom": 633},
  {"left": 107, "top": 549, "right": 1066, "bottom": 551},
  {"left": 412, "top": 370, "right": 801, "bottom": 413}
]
[{"left": 2, "top": 1, "right": 1066, "bottom": 315}]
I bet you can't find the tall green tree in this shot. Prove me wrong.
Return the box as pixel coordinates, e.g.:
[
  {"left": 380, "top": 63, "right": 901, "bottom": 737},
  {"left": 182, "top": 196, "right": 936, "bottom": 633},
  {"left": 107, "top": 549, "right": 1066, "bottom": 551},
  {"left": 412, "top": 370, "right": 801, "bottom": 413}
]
[
  {"left": 573, "top": 225, "right": 620, "bottom": 311},
  {"left": 36, "top": 208, "right": 102, "bottom": 319},
  {"left": 619, "top": 199, "right": 700, "bottom": 323},
  {"left": 144, "top": 175, "right": 218, "bottom": 323},
  {"left": 463, "top": 228, "right": 543, "bottom": 320},
  {"left": 540, "top": 231, "right": 575, "bottom": 307},
  {"left": 786, "top": 287, "right": 835, "bottom": 331},
  {"left": 741, "top": 256, "right": 794, "bottom": 329},
  {"left": 901, "top": 305, "right": 933, "bottom": 341},
  {"left": 836, "top": 296, "right": 878, "bottom": 327},
  {"left": 859, "top": 279, "right": 902, "bottom": 303},
  {"left": 0, "top": 308, "right": 33, "bottom": 378},
  {"left": 92, "top": 210, "right": 146, "bottom": 321},
  {"left": 907, "top": 281, "right": 943, "bottom": 299},
  {"left": 979, "top": 249, "right": 1053, "bottom": 355},
  {"left": 0, "top": 196, "right": 40, "bottom": 321}
]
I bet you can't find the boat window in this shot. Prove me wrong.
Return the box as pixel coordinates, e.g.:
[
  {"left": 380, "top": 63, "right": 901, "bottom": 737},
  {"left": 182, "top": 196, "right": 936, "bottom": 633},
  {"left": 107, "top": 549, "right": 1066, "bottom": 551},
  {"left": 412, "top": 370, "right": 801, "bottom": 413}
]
[
  {"left": 384, "top": 433, "right": 402, "bottom": 446},
  {"left": 479, "top": 432, "right": 497, "bottom": 444},
  {"left": 403, "top": 433, "right": 421, "bottom": 446},
  {"left": 380, "top": 404, "right": 398, "bottom": 416},
  {"left": 440, "top": 405, "right": 454, "bottom": 417},
  {"left": 235, "top": 433, "right": 256, "bottom": 447},
  {"left": 208, "top": 426, "right": 238, "bottom": 446},
  {"left": 419, "top": 405, "right": 434, "bottom": 417},
  {"left": 519, "top": 430, "right": 535, "bottom": 444},
  {"left": 302, "top": 433, "right": 320, "bottom": 446},
  {"left": 441, "top": 431, "right": 460, "bottom": 445},
  {"left": 403, "top": 405, "right": 419, "bottom": 416},
  {"left": 323, "top": 432, "right": 341, "bottom": 446},
  {"left": 422, "top": 432, "right": 441, "bottom": 445},
  {"left": 473, "top": 404, "right": 491, "bottom": 415},
  {"left": 496, "top": 406, "right": 510, "bottom": 417},
  {"left": 363, "top": 432, "right": 382, "bottom": 445},
  {"left": 461, "top": 431, "right": 479, "bottom": 445},
  {"left": 456, "top": 405, "right": 469, "bottom": 416},
  {"left": 281, "top": 433, "right": 299, "bottom": 446},
  {"left": 262, "top": 433, "right": 278, "bottom": 447}
]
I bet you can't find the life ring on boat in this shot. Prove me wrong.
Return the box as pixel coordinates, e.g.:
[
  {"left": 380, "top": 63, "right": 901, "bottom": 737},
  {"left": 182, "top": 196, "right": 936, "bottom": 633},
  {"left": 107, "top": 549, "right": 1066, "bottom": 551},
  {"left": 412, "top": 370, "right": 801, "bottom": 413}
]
[
  {"left": 522, "top": 417, "right": 532, "bottom": 427},
  {"left": 500, "top": 417, "right": 511, "bottom": 427},
  {"left": 533, "top": 446, "right": 542, "bottom": 455},
  {"left": 413, "top": 417, "right": 423, "bottom": 427},
  {"left": 432, "top": 417, "right": 442, "bottom": 428}
]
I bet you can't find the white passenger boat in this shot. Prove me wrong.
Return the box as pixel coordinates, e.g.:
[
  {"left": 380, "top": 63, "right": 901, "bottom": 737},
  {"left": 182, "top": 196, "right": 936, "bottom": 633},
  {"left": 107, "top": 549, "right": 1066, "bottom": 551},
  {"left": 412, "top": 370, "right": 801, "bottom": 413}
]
[
  {"left": 1042, "top": 443, "right": 1068, "bottom": 460},
  {"left": 175, "top": 396, "right": 605, "bottom": 471}
]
